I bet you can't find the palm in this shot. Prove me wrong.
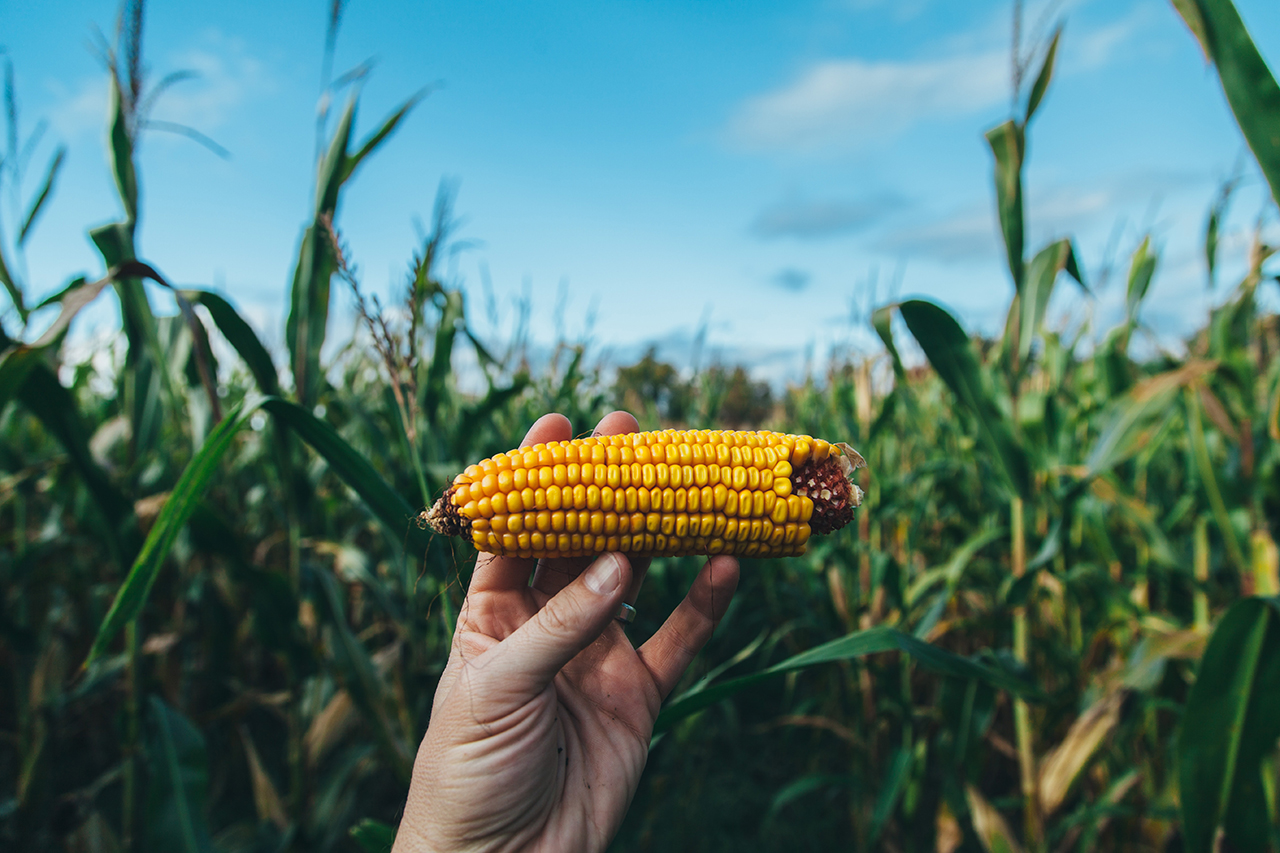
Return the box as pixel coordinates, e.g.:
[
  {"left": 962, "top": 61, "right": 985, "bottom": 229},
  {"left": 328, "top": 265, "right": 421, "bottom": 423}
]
[
  {"left": 397, "top": 411, "right": 738, "bottom": 853},
  {"left": 447, "top": 579, "right": 660, "bottom": 850}
]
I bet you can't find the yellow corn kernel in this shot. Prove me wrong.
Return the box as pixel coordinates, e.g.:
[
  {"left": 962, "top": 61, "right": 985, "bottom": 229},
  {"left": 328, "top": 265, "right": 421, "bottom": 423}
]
[{"left": 432, "top": 428, "right": 862, "bottom": 559}]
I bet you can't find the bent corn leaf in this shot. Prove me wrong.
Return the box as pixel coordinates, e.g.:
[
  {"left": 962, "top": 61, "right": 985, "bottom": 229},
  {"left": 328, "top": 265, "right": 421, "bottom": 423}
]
[
  {"left": 1172, "top": 0, "right": 1280, "bottom": 205},
  {"left": 655, "top": 626, "right": 1038, "bottom": 733},
  {"left": 898, "top": 299, "right": 1032, "bottom": 499},
  {"left": 85, "top": 401, "right": 254, "bottom": 665}
]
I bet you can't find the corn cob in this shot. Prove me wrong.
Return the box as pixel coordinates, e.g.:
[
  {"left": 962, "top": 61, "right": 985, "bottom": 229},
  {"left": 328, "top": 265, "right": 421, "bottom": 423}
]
[{"left": 423, "top": 429, "right": 865, "bottom": 559}]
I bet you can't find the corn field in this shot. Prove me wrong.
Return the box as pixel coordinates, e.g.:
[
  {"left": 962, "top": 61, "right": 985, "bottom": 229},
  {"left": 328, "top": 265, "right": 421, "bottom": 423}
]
[{"left": 2, "top": 0, "right": 1279, "bottom": 851}]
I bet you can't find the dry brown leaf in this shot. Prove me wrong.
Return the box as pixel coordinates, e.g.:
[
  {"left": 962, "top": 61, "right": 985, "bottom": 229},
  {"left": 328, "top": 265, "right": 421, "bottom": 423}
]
[{"left": 1038, "top": 690, "right": 1125, "bottom": 815}]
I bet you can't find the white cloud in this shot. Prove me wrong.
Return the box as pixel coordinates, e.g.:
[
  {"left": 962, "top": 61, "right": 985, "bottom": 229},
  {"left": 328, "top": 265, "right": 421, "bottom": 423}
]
[
  {"left": 149, "top": 30, "right": 270, "bottom": 131},
  {"left": 727, "top": 51, "right": 1008, "bottom": 153},
  {"left": 726, "top": 4, "right": 1147, "bottom": 154},
  {"left": 43, "top": 29, "right": 268, "bottom": 143},
  {"left": 45, "top": 76, "right": 109, "bottom": 140}
]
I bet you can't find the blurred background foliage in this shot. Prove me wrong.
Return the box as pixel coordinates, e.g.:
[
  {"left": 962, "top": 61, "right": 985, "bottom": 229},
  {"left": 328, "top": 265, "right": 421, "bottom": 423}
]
[{"left": 2, "top": 0, "right": 1280, "bottom": 851}]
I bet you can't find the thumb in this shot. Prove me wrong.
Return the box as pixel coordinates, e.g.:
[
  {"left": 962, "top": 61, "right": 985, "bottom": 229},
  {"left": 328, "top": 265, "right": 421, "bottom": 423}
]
[{"left": 482, "top": 553, "right": 630, "bottom": 695}]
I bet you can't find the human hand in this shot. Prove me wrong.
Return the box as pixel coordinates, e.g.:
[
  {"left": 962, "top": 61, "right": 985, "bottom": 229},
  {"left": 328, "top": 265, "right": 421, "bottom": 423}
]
[{"left": 394, "top": 411, "right": 740, "bottom": 853}]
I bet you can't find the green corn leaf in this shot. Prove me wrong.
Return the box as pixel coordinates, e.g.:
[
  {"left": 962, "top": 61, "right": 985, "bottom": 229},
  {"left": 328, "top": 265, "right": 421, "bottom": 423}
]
[
  {"left": 1025, "top": 24, "right": 1063, "bottom": 123},
  {"left": 1085, "top": 360, "right": 1215, "bottom": 478},
  {"left": 181, "top": 289, "right": 279, "bottom": 396},
  {"left": 260, "top": 398, "right": 430, "bottom": 553},
  {"left": 17, "top": 360, "right": 133, "bottom": 542},
  {"left": 30, "top": 274, "right": 113, "bottom": 348},
  {"left": 1173, "top": 0, "right": 1280, "bottom": 207},
  {"left": 309, "top": 567, "right": 412, "bottom": 782},
  {"left": 1015, "top": 238, "right": 1084, "bottom": 365},
  {"left": 1178, "top": 597, "right": 1280, "bottom": 853},
  {"left": 106, "top": 76, "right": 139, "bottom": 225},
  {"left": 31, "top": 275, "right": 89, "bottom": 312},
  {"left": 898, "top": 299, "right": 1032, "bottom": 499},
  {"left": 316, "top": 94, "right": 357, "bottom": 216},
  {"left": 145, "top": 697, "right": 215, "bottom": 853},
  {"left": 0, "top": 347, "right": 42, "bottom": 415},
  {"left": 985, "top": 120, "right": 1026, "bottom": 288},
  {"left": 654, "top": 626, "right": 1038, "bottom": 733},
  {"left": 83, "top": 392, "right": 430, "bottom": 667},
  {"left": 872, "top": 303, "right": 910, "bottom": 385},
  {"left": 423, "top": 289, "right": 466, "bottom": 424},
  {"left": 1185, "top": 386, "right": 1248, "bottom": 572},
  {"left": 0, "top": 242, "right": 24, "bottom": 321},
  {"left": 285, "top": 224, "right": 336, "bottom": 408},
  {"left": 85, "top": 401, "right": 254, "bottom": 666},
  {"left": 910, "top": 525, "right": 1007, "bottom": 639},
  {"left": 18, "top": 146, "right": 65, "bottom": 246},
  {"left": 1125, "top": 236, "right": 1158, "bottom": 326},
  {"left": 765, "top": 775, "right": 850, "bottom": 825},
  {"left": 349, "top": 819, "right": 396, "bottom": 853},
  {"left": 869, "top": 744, "right": 913, "bottom": 842},
  {"left": 340, "top": 89, "right": 428, "bottom": 186},
  {"left": 286, "top": 96, "right": 357, "bottom": 407}
]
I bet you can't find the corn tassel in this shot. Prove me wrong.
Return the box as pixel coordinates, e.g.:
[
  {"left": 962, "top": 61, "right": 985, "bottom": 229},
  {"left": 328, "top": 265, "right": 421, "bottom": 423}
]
[{"left": 423, "top": 429, "right": 866, "bottom": 559}]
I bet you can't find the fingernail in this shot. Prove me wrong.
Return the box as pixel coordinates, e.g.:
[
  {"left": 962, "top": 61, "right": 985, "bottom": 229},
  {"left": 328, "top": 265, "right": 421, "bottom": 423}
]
[{"left": 583, "top": 553, "right": 621, "bottom": 595}]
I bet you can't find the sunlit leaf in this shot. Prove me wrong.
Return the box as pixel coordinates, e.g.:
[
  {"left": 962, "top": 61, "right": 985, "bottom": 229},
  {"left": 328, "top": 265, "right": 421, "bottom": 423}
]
[
  {"left": 1173, "top": 0, "right": 1280, "bottom": 206},
  {"left": 1025, "top": 25, "right": 1063, "bottom": 123},
  {"left": 985, "top": 120, "right": 1025, "bottom": 288}
]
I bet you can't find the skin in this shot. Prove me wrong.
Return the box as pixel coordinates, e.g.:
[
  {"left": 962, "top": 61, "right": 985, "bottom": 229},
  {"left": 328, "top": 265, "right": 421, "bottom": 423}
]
[{"left": 394, "top": 411, "right": 741, "bottom": 853}]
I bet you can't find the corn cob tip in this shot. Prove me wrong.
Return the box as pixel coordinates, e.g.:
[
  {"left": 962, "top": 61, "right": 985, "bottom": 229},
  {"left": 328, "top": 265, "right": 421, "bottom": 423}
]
[{"left": 423, "top": 429, "right": 866, "bottom": 558}]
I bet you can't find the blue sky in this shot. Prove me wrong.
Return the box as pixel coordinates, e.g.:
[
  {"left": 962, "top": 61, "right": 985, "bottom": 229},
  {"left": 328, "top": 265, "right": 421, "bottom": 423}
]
[{"left": 3, "top": 0, "right": 1278, "bottom": 383}]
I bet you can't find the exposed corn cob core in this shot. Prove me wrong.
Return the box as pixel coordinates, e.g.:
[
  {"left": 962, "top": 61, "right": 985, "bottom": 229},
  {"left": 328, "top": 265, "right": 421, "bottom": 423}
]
[{"left": 423, "top": 429, "right": 866, "bottom": 559}]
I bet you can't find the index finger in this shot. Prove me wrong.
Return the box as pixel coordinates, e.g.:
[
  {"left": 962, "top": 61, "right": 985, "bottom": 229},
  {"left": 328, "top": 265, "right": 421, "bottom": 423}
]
[{"left": 467, "top": 412, "right": 573, "bottom": 594}]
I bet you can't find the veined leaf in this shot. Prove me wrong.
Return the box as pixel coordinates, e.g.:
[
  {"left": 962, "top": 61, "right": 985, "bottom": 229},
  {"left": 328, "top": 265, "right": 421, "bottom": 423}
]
[
  {"left": 106, "top": 76, "right": 139, "bottom": 225},
  {"left": 85, "top": 401, "right": 254, "bottom": 665},
  {"left": 1185, "top": 386, "right": 1248, "bottom": 572},
  {"left": 31, "top": 274, "right": 113, "bottom": 348},
  {"left": 1178, "top": 597, "right": 1280, "bottom": 853},
  {"left": 182, "top": 289, "right": 280, "bottom": 396},
  {"left": 1125, "top": 236, "right": 1158, "bottom": 325},
  {"left": 1025, "top": 25, "right": 1063, "bottom": 123},
  {"left": 260, "top": 398, "right": 430, "bottom": 553},
  {"left": 18, "top": 146, "right": 65, "bottom": 246},
  {"left": 145, "top": 697, "right": 215, "bottom": 853},
  {"left": 985, "top": 120, "right": 1025, "bottom": 288},
  {"left": 1173, "top": 0, "right": 1280, "bottom": 206},
  {"left": 872, "top": 304, "right": 910, "bottom": 385},
  {"left": 897, "top": 299, "right": 1032, "bottom": 499},
  {"left": 340, "top": 88, "right": 428, "bottom": 186},
  {"left": 654, "top": 626, "right": 1039, "bottom": 733},
  {"left": 1085, "top": 360, "right": 1216, "bottom": 478},
  {"left": 1015, "top": 238, "right": 1084, "bottom": 365},
  {"left": 0, "top": 242, "right": 24, "bottom": 321}
]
